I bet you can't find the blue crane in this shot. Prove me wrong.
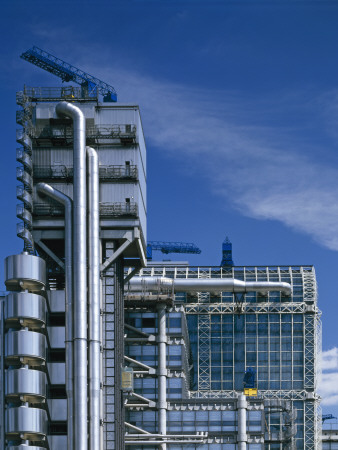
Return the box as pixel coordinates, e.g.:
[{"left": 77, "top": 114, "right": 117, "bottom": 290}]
[
  {"left": 21, "top": 46, "right": 117, "bottom": 102},
  {"left": 147, "top": 241, "right": 201, "bottom": 260},
  {"left": 322, "top": 414, "right": 337, "bottom": 423}
]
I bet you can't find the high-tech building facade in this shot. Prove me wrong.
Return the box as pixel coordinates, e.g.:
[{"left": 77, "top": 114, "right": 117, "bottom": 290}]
[
  {"left": 124, "top": 263, "right": 321, "bottom": 449},
  {"left": 0, "top": 84, "right": 322, "bottom": 450}
]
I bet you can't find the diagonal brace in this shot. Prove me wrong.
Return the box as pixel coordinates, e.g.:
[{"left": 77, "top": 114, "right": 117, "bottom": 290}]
[
  {"left": 101, "top": 238, "right": 133, "bottom": 273},
  {"left": 36, "top": 239, "right": 65, "bottom": 270}
]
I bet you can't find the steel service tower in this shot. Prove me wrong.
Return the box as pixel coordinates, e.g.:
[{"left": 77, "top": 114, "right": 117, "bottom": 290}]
[{"left": 0, "top": 83, "right": 147, "bottom": 449}]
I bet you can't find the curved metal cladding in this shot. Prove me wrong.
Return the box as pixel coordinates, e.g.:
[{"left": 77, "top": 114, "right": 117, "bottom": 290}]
[
  {"left": 5, "top": 292, "right": 46, "bottom": 330},
  {"left": 5, "top": 406, "right": 47, "bottom": 440},
  {"left": 16, "top": 98, "right": 34, "bottom": 253},
  {"left": 4, "top": 254, "right": 47, "bottom": 448},
  {"left": 4, "top": 254, "right": 46, "bottom": 292}
]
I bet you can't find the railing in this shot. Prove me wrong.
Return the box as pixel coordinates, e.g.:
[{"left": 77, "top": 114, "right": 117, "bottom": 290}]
[
  {"left": 25, "top": 124, "right": 137, "bottom": 143},
  {"left": 34, "top": 202, "right": 138, "bottom": 218},
  {"left": 16, "top": 86, "right": 98, "bottom": 104},
  {"left": 99, "top": 202, "right": 138, "bottom": 217},
  {"left": 33, "top": 165, "right": 138, "bottom": 181}
]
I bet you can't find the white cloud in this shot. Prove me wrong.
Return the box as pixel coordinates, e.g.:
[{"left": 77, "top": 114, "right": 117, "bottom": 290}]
[
  {"left": 44, "top": 44, "right": 338, "bottom": 251},
  {"left": 319, "top": 348, "right": 338, "bottom": 406}
]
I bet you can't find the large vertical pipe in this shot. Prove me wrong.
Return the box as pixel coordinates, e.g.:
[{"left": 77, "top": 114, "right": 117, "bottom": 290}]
[
  {"left": 157, "top": 303, "right": 167, "bottom": 450},
  {"left": 36, "top": 183, "right": 73, "bottom": 449},
  {"left": 86, "top": 147, "right": 101, "bottom": 450},
  {"left": 56, "top": 102, "right": 87, "bottom": 450},
  {"left": 237, "top": 393, "right": 247, "bottom": 450}
]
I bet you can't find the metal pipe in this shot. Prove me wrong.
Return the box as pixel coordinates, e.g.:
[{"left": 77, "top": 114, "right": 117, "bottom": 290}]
[
  {"left": 237, "top": 393, "right": 247, "bottom": 450},
  {"left": 125, "top": 433, "right": 208, "bottom": 438},
  {"left": 36, "top": 182, "right": 73, "bottom": 449},
  {"left": 157, "top": 303, "right": 167, "bottom": 450},
  {"left": 125, "top": 442, "right": 205, "bottom": 445},
  {"left": 128, "top": 276, "right": 292, "bottom": 296},
  {"left": 86, "top": 146, "right": 101, "bottom": 450},
  {"left": 56, "top": 101, "right": 87, "bottom": 450}
]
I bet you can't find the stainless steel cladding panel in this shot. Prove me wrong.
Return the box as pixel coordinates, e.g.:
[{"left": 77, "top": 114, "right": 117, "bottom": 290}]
[
  {"left": 5, "top": 368, "right": 46, "bottom": 403},
  {"left": 5, "top": 330, "right": 46, "bottom": 365},
  {"left": 48, "top": 399, "right": 67, "bottom": 420},
  {"left": 47, "top": 290, "right": 65, "bottom": 313},
  {"left": 5, "top": 293, "right": 46, "bottom": 329},
  {"left": 5, "top": 406, "right": 47, "bottom": 438},
  {"left": 5, "top": 254, "right": 46, "bottom": 291},
  {"left": 47, "top": 326, "right": 65, "bottom": 348}
]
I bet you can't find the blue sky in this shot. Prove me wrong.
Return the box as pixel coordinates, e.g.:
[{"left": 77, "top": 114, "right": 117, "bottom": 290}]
[{"left": 1, "top": 0, "right": 338, "bottom": 417}]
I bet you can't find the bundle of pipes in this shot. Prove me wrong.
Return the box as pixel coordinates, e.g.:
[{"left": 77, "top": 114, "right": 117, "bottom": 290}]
[{"left": 37, "top": 102, "right": 101, "bottom": 450}]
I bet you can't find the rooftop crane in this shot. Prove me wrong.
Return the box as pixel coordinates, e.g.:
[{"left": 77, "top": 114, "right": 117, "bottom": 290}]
[
  {"left": 21, "top": 46, "right": 117, "bottom": 102},
  {"left": 322, "top": 414, "right": 337, "bottom": 423},
  {"left": 146, "top": 241, "right": 201, "bottom": 260}
]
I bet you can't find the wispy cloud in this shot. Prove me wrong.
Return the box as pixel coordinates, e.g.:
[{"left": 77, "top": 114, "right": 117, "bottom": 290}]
[
  {"left": 31, "top": 40, "right": 338, "bottom": 251},
  {"left": 105, "top": 67, "right": 338, "bottom": 251},
  {"left": 319, "top": 348, "right": 338, "bottom": 406}
]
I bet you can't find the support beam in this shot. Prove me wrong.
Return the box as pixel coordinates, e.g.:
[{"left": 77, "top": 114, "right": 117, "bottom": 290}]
[
  {"left": 124, "top": 267, "right": 140, "bottom": 284},
  {"left": 35, "top": 239, "right": 65, "bottom": 270},
  {"left": 101, "top": 239, "right": 133, "bottom": 272}
]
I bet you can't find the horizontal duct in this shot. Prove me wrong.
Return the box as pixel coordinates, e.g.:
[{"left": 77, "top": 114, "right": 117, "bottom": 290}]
[{"left": 127, "top": 276, "right": 292, "bottom": 296}]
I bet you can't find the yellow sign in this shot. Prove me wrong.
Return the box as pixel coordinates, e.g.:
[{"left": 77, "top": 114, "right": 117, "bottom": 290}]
[
  {"left": 121, "top": 367, "right": 133, "bottom": 392},
  {"left": 244, "top": 388, "right": 257, "bottom": 396}
]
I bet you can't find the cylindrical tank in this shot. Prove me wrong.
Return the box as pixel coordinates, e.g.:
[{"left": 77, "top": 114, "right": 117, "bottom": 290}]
[
  {"left": 5, "top": 368, "right": 47, "bottom": 403},
  {"left": 5, "top": 330, "right": 46, "bottom": 366},
  {"left": 5, "top": 254, "right": 46, "bottom": 291},
  {"left": 5, "top": 292, "right": 46, "bottom": 330},
  {"left": 5, "top": 406, "right": 47, "bottom": 440}
]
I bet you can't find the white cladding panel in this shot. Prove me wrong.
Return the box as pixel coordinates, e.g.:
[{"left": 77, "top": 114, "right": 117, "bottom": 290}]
[
  {"left": 97, "top": 148, "right": 138, "bottom": 166},
  {"left": 33, "top": 148, "right": 73, "bottom": 167},
  {"left": 95, "top": 105, "right": 138, "bottom": 126},
  {"left": 100, "top": 183, "right": 138, "bottom": 203}
]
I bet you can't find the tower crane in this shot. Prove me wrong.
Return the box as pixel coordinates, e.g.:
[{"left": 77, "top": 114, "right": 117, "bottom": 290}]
[
  {"left": 146, "top": 241, "right": 201, "bottom": 260},
  {"left": 21, "top": 46, "right": 117, "bottom": 102},
  {"left": 322, "top": 414, "right": 337, "bottom": 423}
]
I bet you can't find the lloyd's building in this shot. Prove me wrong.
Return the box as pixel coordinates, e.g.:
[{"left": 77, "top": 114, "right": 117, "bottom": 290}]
[{"left": 0, "top": 47, "right": 321, "bottom": 450}]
